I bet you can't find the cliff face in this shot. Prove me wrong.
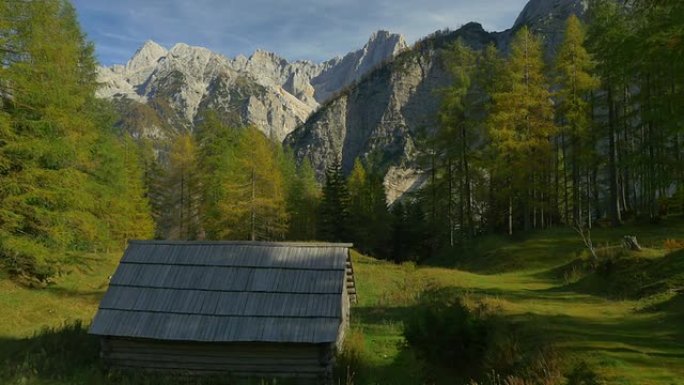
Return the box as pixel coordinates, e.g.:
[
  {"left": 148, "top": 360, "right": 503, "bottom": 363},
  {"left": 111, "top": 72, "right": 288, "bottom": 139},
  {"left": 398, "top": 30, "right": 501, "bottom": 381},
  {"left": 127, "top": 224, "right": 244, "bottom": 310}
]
[
  {"left": 97, "top": 32, "right": 407, "bottom": 142},
  {"left": 285, "top": 0, "right": 588, "bottom": 203}
]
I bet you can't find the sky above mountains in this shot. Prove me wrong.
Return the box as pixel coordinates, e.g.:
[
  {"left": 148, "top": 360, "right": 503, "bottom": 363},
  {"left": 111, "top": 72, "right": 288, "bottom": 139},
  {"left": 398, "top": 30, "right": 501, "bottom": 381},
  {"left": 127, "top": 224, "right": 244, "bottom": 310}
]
[{"left": 72, "top": 0, "right": 529, "bottom": 66}]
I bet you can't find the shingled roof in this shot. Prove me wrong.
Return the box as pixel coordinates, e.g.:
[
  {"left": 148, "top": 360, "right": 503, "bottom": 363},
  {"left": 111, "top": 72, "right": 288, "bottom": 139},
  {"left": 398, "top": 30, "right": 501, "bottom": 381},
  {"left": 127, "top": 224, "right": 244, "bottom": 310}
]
[{"left": 89, "top": 241, "right": 354, "bottom": 344}]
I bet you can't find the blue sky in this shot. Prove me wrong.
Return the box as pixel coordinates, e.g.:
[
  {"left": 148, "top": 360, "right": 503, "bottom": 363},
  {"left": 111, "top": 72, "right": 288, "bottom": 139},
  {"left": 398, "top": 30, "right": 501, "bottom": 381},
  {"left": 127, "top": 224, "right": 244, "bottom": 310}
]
[{"left": 72, "top": 0, "right": 530, "bottom": 66}]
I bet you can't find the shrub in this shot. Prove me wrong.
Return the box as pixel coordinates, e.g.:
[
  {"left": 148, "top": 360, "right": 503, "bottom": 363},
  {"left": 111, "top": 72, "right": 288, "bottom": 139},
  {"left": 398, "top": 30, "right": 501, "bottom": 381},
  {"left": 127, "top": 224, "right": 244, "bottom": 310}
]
[
  {"left": 565, "top": 362, "right": 604, "bottom": 385},
  {"left": 403, "top": 287, "right": 489, "bottom": 376},
  {"left": 403, "top": 287, "right": 562, "bottom": 383}
]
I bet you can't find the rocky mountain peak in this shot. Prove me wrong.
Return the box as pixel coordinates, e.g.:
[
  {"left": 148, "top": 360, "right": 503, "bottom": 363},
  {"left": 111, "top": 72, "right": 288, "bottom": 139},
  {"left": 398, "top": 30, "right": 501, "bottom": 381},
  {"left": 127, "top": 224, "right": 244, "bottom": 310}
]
[
  {"left": 514, "top": 0, "right": 588, "bottom": 30},
  {"left": 367, "top": 30, "right": 407, "bottom": 52},
  {"left": 126, "top": 40, "right": 167, "bottom": 72},
  {"left": 168, "top": 42, "right": 214, "bottom": 60},
  {"left": 98, "top": 31, "right": 405, "bottom": 144}
]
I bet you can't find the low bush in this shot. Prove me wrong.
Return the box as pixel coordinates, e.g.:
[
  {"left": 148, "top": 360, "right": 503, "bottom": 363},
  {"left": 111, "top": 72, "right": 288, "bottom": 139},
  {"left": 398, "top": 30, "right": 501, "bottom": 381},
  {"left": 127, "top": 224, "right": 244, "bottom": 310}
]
[{"left": 403, "top": 287, "right": 563, "bottom": 384}]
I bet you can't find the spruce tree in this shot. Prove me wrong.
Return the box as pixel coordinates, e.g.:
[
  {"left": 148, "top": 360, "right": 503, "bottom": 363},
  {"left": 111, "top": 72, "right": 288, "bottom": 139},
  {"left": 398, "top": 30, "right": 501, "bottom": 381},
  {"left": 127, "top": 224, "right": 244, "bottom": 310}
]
[{"left": 319, "top": 158, "right": 350, "bottom": 242}]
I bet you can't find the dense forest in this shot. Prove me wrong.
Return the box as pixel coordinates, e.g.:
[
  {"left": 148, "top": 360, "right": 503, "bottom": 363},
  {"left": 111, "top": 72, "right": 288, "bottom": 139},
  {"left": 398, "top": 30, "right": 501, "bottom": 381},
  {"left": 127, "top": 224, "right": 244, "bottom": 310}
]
[{"left": 1, "top": 0, "right": 683, "bottom": 282}]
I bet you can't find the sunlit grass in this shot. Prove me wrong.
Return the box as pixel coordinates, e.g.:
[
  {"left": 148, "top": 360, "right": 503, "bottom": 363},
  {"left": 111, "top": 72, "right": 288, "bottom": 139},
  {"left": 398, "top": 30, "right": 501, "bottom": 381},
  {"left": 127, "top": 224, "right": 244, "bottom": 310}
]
[
  {"left": 351, "top": 218, "right": 684, "bottom": 384},
  {"left": 0, "top": 253, "right": 119, "bottom": 338}
]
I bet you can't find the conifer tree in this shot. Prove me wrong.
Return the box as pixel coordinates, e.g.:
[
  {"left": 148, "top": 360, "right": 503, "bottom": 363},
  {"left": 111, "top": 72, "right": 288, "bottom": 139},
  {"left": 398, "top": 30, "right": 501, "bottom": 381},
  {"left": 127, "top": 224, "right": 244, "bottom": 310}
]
[
  {"left": 0, "top": 0, "right": 153, "bottom": 280},
  {"left": 285, "top": 157, "right": 320, "bottom": 241},
  {"left": 439, "top": 38, "right": 478, "bottom": 241},
  {"left": 318, "top": 158, "right": 350, "bottom": 242},
  {"left": 165, "top": 134, "right": 201, "bottom": 239},
  {"left": 555, "top": 15, "right": 600, "bottom": 226},
  {"left": 217, "top": 128, "right": 288, "bottom": 241},
  {"left": 488, "top": 26, "right": 556, "bottom": 235},
  {"left": 347, "top": 159, "right": 390, "bottom": 256},
  {"left": 195, "top": 112, "right": 239, "bottom": 240}
]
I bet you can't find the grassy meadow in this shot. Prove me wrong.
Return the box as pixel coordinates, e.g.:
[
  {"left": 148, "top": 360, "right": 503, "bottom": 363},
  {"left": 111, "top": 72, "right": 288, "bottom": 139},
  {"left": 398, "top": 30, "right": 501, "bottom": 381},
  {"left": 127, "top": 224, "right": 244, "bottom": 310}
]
[
  {"left": 1, "top": 220, "right": 683, "bottom": 384},
  {"left": 350, "top": 219, "right": 684, "bottom": 385}
]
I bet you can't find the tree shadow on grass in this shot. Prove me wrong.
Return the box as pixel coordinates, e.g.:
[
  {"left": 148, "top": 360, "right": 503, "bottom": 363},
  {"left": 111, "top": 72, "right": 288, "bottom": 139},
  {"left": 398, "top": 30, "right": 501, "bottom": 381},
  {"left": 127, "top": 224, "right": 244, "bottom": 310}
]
[
  {"left": 0, "top": 321, "right": 101, "bottom": 383},
  {"left": 0, "top": 322, "right": 281, "bottom": 385},
  {"left": 44, "top": 286, "right": 107, "bottom": 302}
]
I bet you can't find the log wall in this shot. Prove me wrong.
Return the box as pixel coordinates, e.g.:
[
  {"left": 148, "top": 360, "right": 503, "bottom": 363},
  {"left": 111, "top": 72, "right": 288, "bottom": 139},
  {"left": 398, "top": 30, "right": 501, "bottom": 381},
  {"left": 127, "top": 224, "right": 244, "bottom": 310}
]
[{"left": 101, "top": 337, "right": 335, "bottom": 382}]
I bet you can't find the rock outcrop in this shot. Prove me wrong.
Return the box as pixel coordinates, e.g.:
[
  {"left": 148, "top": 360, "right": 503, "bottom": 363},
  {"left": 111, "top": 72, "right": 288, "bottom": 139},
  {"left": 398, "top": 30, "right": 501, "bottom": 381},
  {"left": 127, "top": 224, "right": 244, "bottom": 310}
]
[
  {"left": 285, "top": 0, "right": 588, "bottom": 203},
  {"left": 285, "top": 23, "right": 494, "bottom": 202}
]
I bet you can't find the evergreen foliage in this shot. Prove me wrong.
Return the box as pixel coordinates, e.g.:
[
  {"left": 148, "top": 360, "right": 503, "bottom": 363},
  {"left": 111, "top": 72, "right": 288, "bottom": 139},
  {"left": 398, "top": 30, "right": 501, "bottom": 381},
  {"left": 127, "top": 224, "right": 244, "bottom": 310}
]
[{"left": 318, "top": 157, "right": 350, "bottom": 242}]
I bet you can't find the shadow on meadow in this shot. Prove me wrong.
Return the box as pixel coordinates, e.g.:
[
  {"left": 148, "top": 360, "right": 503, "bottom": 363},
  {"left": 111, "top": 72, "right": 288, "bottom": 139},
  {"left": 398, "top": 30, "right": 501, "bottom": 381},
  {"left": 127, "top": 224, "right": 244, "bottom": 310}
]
[{"left": 0, "top": 322, "right": 308, "bottom": 385}]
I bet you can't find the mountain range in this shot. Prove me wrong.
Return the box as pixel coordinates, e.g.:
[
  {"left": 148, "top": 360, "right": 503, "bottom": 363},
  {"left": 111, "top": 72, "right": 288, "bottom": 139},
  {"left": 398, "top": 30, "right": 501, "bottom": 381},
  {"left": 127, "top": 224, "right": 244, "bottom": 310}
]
[
  {"left": 98, "top": 31, "right": 407, "bottom": 142},
  {"left": 98, "top": 0, "right": 587, "bottom": 202}
]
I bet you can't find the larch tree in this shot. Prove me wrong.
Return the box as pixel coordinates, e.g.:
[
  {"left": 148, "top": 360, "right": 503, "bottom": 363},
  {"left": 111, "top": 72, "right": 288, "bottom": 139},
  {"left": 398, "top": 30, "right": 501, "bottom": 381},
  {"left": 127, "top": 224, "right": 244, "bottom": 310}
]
[
  {"left": 439, "top": 38, "right": 478, "bottom": 241},
  {"left": 488, "top": 26, "right": 556, "bottom": 235},
  {"left": 587, "top": 0, "right": 629, "bottom": 226},
  {"left": 0, "top": 0, "right": 153, "bottom": 281},
  {"left": 218, "top": 127, "right": 287, "bottom": 241},
  {"left": 555, "top": 15, "right": 600, "bottom": 227},
  {"left": 165, "top": 133, "right": 201, "bottom": 240}
]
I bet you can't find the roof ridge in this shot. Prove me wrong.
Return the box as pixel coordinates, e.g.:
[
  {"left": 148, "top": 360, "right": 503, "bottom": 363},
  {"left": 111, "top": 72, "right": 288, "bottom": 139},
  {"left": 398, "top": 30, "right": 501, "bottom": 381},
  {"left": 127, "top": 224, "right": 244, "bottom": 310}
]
[
  {"left": 128, "top": 240, "right": 354, "bottom": 248},
  {"left": 118, "top": 261, "right": 346, "bottom": 271}
]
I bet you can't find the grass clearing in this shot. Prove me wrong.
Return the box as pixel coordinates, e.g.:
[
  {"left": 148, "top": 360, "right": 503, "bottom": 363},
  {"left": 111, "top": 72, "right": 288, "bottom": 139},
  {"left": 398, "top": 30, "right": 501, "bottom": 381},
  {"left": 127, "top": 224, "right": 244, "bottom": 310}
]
[
  {"left": 0, "top": 253, "right": 118, "bottom": 338},
  {"left": 351, "top": 219, "right": 684, "bottom": 384},
  {"left": 1, "top": 220, "right": 683, "bottom": 384}
]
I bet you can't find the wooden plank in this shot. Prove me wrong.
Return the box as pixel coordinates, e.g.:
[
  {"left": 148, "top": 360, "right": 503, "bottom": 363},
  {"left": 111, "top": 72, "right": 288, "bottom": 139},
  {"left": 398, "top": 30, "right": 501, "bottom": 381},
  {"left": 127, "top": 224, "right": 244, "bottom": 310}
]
[
  {"left": 106, "top": 358, "right": 325, "bottom": 374},
  {"left": 106, "top": 352, "right": 322, "bottom": 366}
]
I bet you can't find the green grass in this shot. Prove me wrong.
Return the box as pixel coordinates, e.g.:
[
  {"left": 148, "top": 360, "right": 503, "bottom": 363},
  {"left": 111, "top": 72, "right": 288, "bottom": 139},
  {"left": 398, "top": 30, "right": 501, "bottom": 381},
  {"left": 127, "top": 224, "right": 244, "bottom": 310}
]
[
  {"left": 0, "top": 253, "right": 119, "bottom": 338},
  {"left": 350, "top": 218, "right": 684, "bottom": 384},
  {"left": 1, "top": 220, "right": 684, "bottom": 384}
]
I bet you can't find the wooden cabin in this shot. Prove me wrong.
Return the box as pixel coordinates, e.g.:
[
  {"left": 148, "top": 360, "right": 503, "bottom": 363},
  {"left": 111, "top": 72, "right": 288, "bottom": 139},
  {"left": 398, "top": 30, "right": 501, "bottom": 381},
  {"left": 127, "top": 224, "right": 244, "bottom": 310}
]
[{"left": 89, "top": 241, "right": 356, "bottom": 382}]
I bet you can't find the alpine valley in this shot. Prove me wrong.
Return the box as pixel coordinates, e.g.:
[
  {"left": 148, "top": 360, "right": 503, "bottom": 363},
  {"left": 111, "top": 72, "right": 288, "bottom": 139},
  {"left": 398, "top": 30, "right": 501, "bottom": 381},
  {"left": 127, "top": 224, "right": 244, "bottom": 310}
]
[{"left": 99, "top": 0, "right": 588, "bottom": 203}]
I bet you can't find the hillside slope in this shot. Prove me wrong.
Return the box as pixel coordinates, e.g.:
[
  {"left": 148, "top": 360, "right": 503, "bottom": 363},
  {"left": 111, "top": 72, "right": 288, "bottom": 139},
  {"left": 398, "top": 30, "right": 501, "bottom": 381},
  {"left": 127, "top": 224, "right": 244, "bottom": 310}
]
[{"left": 286, "top": 0, "right": 588, "bottom": 202}]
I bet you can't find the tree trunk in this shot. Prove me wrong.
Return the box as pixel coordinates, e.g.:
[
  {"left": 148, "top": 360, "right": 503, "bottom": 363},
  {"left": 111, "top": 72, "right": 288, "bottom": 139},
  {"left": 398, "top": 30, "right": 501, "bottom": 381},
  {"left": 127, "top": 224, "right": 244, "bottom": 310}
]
[
  {"left": 251, "top": 168, "right": 256, "bottom": 241},
  {"left": 462, "top": 122, "right": 473, "bottom": 238},
  {"left": 607, "top": 86, "right": 622, "bottom": 226},
  {"left": 508, "top": 195, "right": 513, "bottom": 236}
]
